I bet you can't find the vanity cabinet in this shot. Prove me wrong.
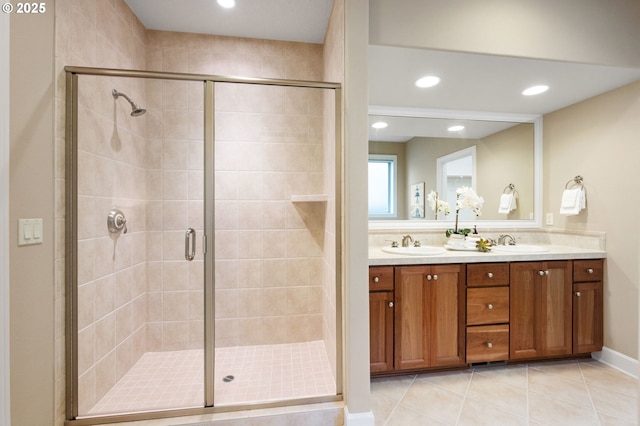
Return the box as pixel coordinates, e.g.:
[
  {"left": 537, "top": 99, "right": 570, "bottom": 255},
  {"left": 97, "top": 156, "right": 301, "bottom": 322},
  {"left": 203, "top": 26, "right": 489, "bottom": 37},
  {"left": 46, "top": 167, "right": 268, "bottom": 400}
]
[
  {"left": 369, "top": 257, "right": 604, "bottom": 375},
  {"left": 573, "top": 260, "right": 604, "bottom": 354},
  {"left": 394, "top": 265, "right": 466, "bottom": 370},
  {"left": 510, "top": 261, "right": 573, "bottom": 360},
  {"left": 369, "top": 267, "right": 394, "bottom": 373}
]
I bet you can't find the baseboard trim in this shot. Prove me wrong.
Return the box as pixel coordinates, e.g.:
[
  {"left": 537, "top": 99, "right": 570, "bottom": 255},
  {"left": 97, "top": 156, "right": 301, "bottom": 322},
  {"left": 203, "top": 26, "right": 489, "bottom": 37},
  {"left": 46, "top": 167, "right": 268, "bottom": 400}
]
[
  {"left": 343, "top": 406, "right": 375, "bottom": 426},
  {"left": 592, "top": 347, "right": 638, "bottom": 378}
]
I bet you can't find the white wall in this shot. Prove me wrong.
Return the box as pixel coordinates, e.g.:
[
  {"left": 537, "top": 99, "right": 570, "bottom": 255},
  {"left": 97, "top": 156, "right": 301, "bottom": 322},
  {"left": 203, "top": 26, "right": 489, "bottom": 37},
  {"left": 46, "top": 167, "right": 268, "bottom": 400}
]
[
  {"left": 344, "top": 0, "right": 374, "bottom": 423},
  {"left": 369, "top": 0, "right": 640, "bottom": 67},
  {"left": 9, "top": 5, "right": 56, "bottom": 425},
  {"left": 543, "top": 82, "right": 640, "bottom": 359},
  {"left": 1, "top": 10, "right": 11, "bottom": 426}
]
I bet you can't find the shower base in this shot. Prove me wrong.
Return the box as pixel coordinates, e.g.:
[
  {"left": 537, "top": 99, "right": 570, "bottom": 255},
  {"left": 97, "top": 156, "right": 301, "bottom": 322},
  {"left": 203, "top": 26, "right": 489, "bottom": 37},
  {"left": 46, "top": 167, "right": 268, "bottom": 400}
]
[{"left": 88, "top": 340, "right": 336, "bottom": 415}]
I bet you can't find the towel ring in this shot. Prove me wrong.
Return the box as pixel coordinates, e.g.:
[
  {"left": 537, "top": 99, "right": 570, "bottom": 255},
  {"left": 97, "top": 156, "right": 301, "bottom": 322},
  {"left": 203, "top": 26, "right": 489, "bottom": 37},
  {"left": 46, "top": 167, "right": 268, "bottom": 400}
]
[
  {"left": 503, "top": 183, "right": 519, "bottom": 197},
  {"left": 565, "top": 175, "right": 584, "bottom": 189}
]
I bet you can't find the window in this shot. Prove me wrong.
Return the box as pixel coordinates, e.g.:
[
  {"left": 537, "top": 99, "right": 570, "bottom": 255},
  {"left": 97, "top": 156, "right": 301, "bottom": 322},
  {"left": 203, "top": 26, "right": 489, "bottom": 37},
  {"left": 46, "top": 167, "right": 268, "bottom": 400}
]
[{"left": 368, "top": 154, "right": 397, "bottom": 218}]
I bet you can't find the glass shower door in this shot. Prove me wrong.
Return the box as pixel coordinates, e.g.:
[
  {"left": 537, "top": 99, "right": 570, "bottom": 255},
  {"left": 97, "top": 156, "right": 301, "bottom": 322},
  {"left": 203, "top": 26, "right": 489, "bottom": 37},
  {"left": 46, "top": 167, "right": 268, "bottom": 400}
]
[{"left": 71, "top": 74, "right": 206, "bottom": 417}]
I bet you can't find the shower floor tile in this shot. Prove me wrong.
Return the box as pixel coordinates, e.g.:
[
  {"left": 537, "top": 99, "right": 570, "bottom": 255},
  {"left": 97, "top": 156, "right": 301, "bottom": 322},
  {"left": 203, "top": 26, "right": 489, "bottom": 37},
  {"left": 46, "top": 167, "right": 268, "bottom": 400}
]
[{"left": 88, "top": 341, "right": 336, "bottom": 415}]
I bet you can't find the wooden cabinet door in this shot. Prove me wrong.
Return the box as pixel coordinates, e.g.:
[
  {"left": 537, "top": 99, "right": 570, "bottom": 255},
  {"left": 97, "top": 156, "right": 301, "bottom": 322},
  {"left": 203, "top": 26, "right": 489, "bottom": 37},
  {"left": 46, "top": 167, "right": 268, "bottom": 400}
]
[
  {"left": 430, "top": 264, "right": 465, "bottom": 367},
  {"left": 510, "top": 261, "right": 572, "bottom": 360},
  {"left": 369, "top": 291, "right": 394, "bottom": 373},
  {"left": 395, "top": 266, "right": 430, "bottom": 370},
  {"left": 573, "top": 282, "right": 603, "bottom": 354},
  {"left": 394, "top": 265, "right": 465, "bottom": 370},
  {"left": 542, "top": 261, "right": 572, "bottom": 356}
]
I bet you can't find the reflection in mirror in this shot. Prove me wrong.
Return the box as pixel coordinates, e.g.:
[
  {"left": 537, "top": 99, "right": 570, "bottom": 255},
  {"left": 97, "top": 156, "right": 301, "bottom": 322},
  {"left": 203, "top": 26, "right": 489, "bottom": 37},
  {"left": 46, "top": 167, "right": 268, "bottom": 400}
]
[{"left": 368, "top": 114, "right": 537, "bottom": 223}]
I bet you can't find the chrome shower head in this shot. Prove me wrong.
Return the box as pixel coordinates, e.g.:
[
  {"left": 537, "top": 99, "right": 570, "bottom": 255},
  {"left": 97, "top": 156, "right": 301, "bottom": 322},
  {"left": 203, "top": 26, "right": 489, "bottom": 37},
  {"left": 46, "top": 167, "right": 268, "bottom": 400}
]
[{"left": 112, "top": 89, "right": 146, "bottom": 117}]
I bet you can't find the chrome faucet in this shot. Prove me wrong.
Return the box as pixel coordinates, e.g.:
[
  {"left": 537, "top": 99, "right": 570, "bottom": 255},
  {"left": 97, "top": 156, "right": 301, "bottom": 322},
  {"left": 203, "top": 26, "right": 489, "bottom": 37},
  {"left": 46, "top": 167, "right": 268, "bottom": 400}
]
[
  {"left": 401, "top": 234, "right": 413, "bottom": 247},
  {"left": 498, "top": 234, "right": 517, "bottom": 245}
]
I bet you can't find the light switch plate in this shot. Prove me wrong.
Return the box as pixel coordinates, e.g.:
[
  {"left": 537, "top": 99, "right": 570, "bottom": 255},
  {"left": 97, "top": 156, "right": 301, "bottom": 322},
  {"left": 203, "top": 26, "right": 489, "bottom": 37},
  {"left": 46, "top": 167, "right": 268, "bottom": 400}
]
[{"left": 18, "top": 218, "right": 43, "bottom": 246}]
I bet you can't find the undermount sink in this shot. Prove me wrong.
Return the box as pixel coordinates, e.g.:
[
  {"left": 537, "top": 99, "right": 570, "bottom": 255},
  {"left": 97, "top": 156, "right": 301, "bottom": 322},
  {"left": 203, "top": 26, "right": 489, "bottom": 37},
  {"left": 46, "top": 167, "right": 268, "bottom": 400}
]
[
  {"left": 491, "top": 244, "right": 549, "bottom": 253},
  {"left": 382, "top": 246, "right": 446, "bottom": 256}
]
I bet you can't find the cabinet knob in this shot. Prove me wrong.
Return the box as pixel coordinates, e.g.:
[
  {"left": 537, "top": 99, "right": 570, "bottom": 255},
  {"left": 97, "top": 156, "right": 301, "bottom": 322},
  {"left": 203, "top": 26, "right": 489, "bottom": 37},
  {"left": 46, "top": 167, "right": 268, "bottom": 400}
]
[
  {"left": 486, "top": 342, "right": 493, "bottom": 348},
  {"left": 586, "top": 268, "right": 594, "bottom": 274},
  {"left": 538, "top": 270, "right": 545, "bottom": 276},
  {"left": 433, "top": 274, "right": 438, "bottom": 280},
  {"left": 487, "top": 272, "right": 494, "bottom": 278},
  {"left": 487, "top": 303, "right": 494, "bottom": 310},
  {"left": 426, "top": 274, "right": 432, "bottom": 280},
  {"left": 575, "top": 291, "right": 581, "bottom": 297},
  {"left": 388, "top": 301, "right": 394, "bottom": 308},
  {"left": 373, "top": 276, "right": 380, "bottom": 283}
]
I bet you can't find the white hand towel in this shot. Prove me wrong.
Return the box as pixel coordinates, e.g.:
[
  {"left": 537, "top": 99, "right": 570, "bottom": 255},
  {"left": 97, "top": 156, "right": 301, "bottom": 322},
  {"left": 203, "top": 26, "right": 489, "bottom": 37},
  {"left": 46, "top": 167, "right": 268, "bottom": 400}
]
[
  {"left": 498, "top": 193, "right": 517, "bottom": 214},
  {"left": 560, "top": 188, "right": 585, "bottom": 215}
]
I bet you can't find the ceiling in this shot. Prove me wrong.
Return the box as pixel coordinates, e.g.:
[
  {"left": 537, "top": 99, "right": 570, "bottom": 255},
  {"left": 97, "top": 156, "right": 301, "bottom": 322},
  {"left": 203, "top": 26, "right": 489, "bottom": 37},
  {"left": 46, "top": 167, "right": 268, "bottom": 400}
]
[
  {"left": 125, "top": 1, "right": 640, "bottom": 141},
  {"left": 124, "top": 0, "right": 334, "bottom": 44}
]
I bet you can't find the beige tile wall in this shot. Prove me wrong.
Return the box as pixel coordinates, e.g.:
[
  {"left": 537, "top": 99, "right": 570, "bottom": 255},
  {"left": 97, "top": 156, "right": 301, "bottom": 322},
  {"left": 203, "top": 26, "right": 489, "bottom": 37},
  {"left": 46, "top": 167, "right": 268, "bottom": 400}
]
[{"left": 321, "top": 0, "right": 344, "bottom": 383}]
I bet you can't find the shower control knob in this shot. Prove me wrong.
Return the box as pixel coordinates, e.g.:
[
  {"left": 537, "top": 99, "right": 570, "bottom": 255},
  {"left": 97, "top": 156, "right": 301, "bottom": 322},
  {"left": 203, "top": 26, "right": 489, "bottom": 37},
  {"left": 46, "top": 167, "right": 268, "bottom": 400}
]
[{"left": 108, "top": 209, "right": 128, "bottom": 234}]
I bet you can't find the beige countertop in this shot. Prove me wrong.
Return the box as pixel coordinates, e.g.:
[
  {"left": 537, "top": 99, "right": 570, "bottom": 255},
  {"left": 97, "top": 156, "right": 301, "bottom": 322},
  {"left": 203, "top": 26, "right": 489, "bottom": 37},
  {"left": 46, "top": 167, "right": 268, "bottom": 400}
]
[{"left": 369, "top": 244, "right": 606, "bottom": 266}]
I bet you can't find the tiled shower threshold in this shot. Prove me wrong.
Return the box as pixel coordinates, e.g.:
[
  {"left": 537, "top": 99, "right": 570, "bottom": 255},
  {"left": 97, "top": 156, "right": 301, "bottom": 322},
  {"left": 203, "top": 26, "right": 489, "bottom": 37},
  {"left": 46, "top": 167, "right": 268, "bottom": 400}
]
[{"left": 88, "top": 341, "right": 336, "bottom": 416}]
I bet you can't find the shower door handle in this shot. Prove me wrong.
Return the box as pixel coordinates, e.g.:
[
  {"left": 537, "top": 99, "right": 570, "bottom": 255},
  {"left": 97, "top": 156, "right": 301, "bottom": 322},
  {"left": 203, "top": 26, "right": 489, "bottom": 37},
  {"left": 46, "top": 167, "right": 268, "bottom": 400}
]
[{"left": 185, "top": 228, "right": 196, "bottom": 261}]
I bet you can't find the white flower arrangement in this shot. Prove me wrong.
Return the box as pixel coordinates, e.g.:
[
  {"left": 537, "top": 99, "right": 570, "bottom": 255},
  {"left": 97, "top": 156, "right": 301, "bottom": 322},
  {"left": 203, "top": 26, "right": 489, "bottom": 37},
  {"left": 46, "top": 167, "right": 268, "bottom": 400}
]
[
  {"left": 427, "top": 190, "right": 450, "bottom": 220},
  {"left": 447, "top": 186, "right": 484, "bottom": 237},
  {"left": 455, "top": 186, "right": 484, "bottom": 215}
]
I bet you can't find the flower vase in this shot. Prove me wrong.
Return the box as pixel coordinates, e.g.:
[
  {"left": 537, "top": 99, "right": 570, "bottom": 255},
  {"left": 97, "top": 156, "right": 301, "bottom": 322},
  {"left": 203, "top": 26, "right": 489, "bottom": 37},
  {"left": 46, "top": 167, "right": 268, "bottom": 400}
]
[{"left": 447, "top": 233, "right": 466, "bottom": 248}]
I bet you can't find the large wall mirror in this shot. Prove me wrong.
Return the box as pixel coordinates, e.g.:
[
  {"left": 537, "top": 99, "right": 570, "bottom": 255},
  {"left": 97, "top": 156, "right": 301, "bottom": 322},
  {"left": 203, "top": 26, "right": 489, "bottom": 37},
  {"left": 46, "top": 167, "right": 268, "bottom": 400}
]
[{"left": 368, "top": 107, "right": 542, "bottom": 230}]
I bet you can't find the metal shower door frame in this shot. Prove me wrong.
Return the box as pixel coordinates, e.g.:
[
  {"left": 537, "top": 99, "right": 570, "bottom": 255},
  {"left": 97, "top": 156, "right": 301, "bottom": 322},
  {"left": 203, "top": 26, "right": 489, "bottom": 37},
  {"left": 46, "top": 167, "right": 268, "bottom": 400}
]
[{"left": 65, "top": 66, "right": 342, "bottom": 425}]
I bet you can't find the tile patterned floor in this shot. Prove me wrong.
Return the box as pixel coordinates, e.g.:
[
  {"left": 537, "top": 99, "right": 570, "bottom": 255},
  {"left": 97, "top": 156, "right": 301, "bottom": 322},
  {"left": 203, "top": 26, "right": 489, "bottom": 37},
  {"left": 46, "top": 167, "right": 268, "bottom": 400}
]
[
  {"left": 371, "top": 359, "right": 638, "bottom": 425},
  {"left": 89, "top": 341, "right": 336, "bottom": 415}
]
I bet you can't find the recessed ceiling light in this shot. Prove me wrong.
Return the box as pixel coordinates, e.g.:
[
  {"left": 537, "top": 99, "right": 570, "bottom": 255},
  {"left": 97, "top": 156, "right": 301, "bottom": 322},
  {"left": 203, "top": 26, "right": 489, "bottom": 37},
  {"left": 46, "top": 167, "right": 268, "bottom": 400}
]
[
  {"left": 217, "top": 0, "right": 236, "bottom": 8},
  {"left": 415, "top": 76, "right": 441, "bottom": 88},
  {"left": 448, "top": 125, "right": 465, "bottom": 132},
  {"left": 522, "top": 85, "right": 549, "bottom": 96},
  {"left": 371, "top": 121, "right": 388, "bottom": 129}
]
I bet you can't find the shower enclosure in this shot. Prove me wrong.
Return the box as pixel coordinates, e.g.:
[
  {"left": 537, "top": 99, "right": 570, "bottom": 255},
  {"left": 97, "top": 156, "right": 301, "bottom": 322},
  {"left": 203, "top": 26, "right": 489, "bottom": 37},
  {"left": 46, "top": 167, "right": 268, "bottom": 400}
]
[{"left": 65, "top": 67, "right": 341, "bottom": 423}]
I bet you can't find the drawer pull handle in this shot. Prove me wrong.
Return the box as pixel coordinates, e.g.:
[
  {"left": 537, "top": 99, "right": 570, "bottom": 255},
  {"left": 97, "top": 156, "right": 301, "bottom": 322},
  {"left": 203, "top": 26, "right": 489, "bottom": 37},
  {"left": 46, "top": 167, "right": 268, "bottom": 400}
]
[
  {"left": 486, "top": 342, "right": 493, "bottom": 348},
  {"left": 487, "top": 304, "right": 494, "bottom": 310},
  {"left": 586, "top": 268, "right": 594, "bottom": 274},
  {"left": 388, "top": 301, "right": 394, "bottom": 308},
  {"left": 487, "top": 272, "right": 494, "bottom": 278},
  {"left": 373, "top": 276, "right": 380, "bottom": 283},
  {"left": 575, "top": 291, "right": 581, "bottom": 297}
]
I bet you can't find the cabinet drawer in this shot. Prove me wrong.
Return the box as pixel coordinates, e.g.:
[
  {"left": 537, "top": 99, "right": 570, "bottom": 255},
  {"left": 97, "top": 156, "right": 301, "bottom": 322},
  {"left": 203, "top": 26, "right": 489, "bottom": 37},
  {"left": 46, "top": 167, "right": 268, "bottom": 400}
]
[
  {"left": 467, "top": 287, "right": 509, "bottom": 325},
  {"left": 466, "top": 324, "right": 509, "bottom": 363},
  {"left": 369, "top": 266, "right": 394, "bottom": 291},
  {"left": 573, "top": 260, "right": 603, "bottom": 282},
  {"left": 467, "top": 263, "right": 509, "bottom": 287}
]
